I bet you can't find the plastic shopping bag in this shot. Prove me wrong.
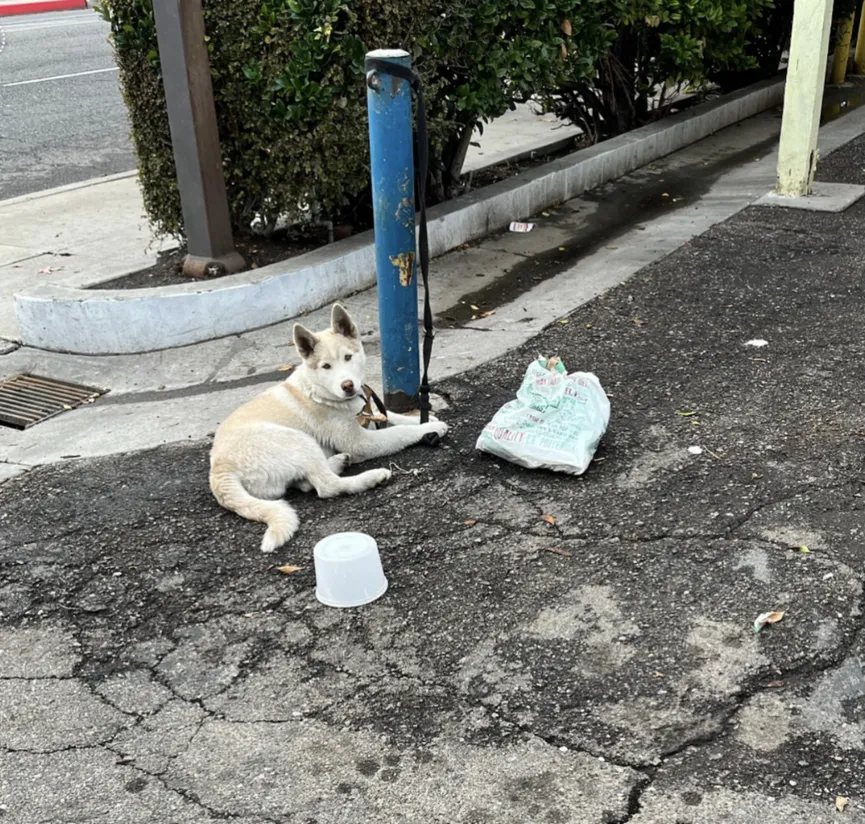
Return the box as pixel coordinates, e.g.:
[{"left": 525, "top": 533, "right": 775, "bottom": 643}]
[{"left": 475, "top": 357, "right": 610, "bottom": 474}]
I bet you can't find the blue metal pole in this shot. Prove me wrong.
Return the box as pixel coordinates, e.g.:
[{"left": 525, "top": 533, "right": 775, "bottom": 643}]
[{"left": 365, "top": 49, "right": 420, "bottom": 412}]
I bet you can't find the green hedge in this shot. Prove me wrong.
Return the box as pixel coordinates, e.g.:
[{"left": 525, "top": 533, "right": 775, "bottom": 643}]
[{"left": 99, "top": 0, "right": 845, "bottom": 241}]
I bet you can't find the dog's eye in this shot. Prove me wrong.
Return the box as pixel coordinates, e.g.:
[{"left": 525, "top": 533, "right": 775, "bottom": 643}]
[
  {"left": 344, "top": 354, "right": 352, "bottom": 362},
  {"left": 322, "top": 363, "right": 332, "bottom": 370}
]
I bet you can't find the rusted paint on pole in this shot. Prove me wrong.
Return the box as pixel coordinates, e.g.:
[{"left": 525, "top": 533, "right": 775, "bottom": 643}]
[{"left": 152, "top": 0, "right": 244, "bottom": 278}]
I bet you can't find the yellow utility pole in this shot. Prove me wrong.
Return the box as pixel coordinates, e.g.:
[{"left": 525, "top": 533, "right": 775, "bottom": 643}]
[
  {"left": 776, "top": 0, "right": 836, "bottom": 196},
  {"left": 854, "top": 0, "right": 865, "bottom": 73},
  {"left": 831, "top": 12, "right": 855, "bottom": 83}
]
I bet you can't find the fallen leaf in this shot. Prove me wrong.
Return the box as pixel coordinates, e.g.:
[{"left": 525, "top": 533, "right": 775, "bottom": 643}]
[
  {"left": 558, "top": 246, "right": 566, "bottom": 251},
  {"left": 470, "top": 304, "right": 480, "bottom": 311},
  {"left": 753, "top": 610, "right": 785, "bottom": 633},
  {"left": 764, "top": 680, "right": 785, "bottom": 688},
  {"left": 478, "top": 310, "right": 496, "bottom": 318},
  {"left": 542, "top": 514, "right": 557, "bottom": 526},
  {"left": 837, "top": 796, "right": 849, "bottom": 813},
  {"left": 62, "top": 404, "right": 73, "bottom": 410},
  {"left": 276, "top": 565, "right": 303, "bottom": 574},
  {"left": 542, "top": 211, "right": 551, "bottom": 217},
  {"left": 278, "top": 364, "right": 294, "bottom": 373},
  {"left": 799, "top": 545, "right": 810, "bottom": 553},
  {"left": 541, "top": 545, "right": 572, "bottom": 558},
  {"left": 676, "top": 410, "right": 697, "bottom": 417},
  {"left": 558, "top": 319, "right": 569, "bottom": 325},
  {"left": 463, "top": 519, "right": 478, "bottom": 527}
]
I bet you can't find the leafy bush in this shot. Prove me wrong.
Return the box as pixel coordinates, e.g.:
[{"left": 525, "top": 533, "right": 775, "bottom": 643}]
[{"left": 99, "top": 0, "right": 849, "bottom": 241}]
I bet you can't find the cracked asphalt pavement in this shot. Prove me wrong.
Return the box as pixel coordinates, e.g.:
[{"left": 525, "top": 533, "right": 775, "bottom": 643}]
[{"left": 3, "top": 140, "right": 865, "bottom": 822}]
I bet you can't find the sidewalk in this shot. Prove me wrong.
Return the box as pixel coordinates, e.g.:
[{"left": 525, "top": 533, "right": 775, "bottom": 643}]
[
  {"left": 0, "top": 173, "right": 175, "bottom": 341},
  {"left": 6, "top": 100, "right": 865, "bottom": 475},
  {"left": 1, "top": 123, "right": 865, "bottom": 822},
  {"left": 0, "top": 106, "right": 580, "bottom": 342}
]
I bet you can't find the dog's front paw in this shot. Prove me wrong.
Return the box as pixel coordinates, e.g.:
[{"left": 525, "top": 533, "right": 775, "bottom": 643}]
[
  {"left": 370, "top": 467, "right": 392, "bottom": 486},
  {"left": 422, "top": 420, "right": 448, "bottom": 439}
]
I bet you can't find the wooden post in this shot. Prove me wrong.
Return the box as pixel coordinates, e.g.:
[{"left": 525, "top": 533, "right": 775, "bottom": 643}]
[
  {"left": 831, "top": 12, "right": 855, "bottom": 84},
  {"left": 776, "top": 0, "right": 836, "bottom": 197},
  {"left": 152, "top": 0, "right": 244, "bottom": 278}
]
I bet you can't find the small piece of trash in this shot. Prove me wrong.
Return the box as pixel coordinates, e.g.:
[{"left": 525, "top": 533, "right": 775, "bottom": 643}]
[
  {"left": 688, "top": 446, "right": 703, "bottom": 455},
  {"left": 558, "top": 319, "right": 569, "bottom": 325},
  {"left": 764, "top": 680, "right": 785, "bottom": 688},
  {"left": 753, "top": 610, "right": 785, "bottom": 633},
  {"left": 823, "top": 572, "right": 834, "bottom": 580},
  {"left": 676, "top": 410, "right": 697, "bottom": 417},
  {"left": 38, "top": 266, "right": 63, "bottom": 274},
  {"left": 542, "top": 514, "right": 557, "bottom": 526},
  {"left": 277, "top": 364, "right": 294, "bottom": 373},
  {"left": 837, "top": 796, "right": 849, "bottom": 813},
  {"left": 478, "top": 310, "right": 496, "bottom": 318},
  {"left": 463, "top": 519, "right": 478, "bottom": 527},
  {"left": 509, "top": 222, "right": 534, "bottom": 233},
  {"left": 745, "top": 339, "right": 769, "bottom": 348},
  {"left": 541, "top": 545, "right": 572, "bottom": 558},
  {"left": 276, "top": 565, "right": 303, "bottom": 574}
]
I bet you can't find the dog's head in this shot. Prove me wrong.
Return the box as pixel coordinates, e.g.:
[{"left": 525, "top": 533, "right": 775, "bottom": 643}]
[{"left": 293, "top": 304, "right": 366, "bottom": 402}]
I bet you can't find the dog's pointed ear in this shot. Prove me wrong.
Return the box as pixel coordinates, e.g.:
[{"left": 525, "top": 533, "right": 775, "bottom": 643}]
[
  {"left": 331, "top": 303, "right": 359, "bottom": 340},
  {"left": 293, "top": 324, "right": 317, "bottom": 360}
]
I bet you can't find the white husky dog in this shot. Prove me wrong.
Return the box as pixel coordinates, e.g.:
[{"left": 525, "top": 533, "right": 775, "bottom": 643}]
[{"left": 209, "top": 303, "right": 448, "bottom": 552}]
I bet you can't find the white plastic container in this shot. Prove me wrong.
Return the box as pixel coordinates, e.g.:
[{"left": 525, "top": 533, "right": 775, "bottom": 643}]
[{"left": 313, "top": 532, "right": 388, "bottom": 608}]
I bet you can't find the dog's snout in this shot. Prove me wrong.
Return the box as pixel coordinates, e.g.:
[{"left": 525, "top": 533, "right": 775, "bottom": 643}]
[{"left": 341, "top": 380, "right": 355, "bottom": 396}]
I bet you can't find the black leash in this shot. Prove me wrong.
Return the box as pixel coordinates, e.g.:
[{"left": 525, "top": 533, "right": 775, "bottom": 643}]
[{"left": 365, "top": 57, "right": 435, "bottom": 439}]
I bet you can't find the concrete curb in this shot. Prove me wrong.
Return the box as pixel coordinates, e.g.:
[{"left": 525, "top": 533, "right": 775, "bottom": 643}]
[
  {"left": 0, "top": 171, "right": 136, "bottom": 209},
  {"left": 0, "top": 0, "right": 86, "bottom": 15},
  {"left": 15, "top": 76, "right": 786, "bottom": 355}
]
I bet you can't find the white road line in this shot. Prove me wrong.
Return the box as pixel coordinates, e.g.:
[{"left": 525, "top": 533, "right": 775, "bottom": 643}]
[
  {"left": 0, "top": 23, "right": 6, "bottom": 58},
  {"left": 2, "top": 17, "right": 104, "bottom": 32},
  {"left": 2, "top": 66, "right": 118, "bottom": 88}
]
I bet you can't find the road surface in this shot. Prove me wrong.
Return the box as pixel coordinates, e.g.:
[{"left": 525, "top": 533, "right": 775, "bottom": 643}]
[{"left": 0, "top": 8, "right": 135, "bottom": 200}]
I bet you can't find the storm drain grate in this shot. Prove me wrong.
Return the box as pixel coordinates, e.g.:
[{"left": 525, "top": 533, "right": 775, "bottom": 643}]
[{"left": 0, "top": 374, "right": 104, "bottom": 430}]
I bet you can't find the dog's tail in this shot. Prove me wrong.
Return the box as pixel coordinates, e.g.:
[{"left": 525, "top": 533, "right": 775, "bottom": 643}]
[{"left": 210, "top": 469, "right": 299, "bottom": 553}]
